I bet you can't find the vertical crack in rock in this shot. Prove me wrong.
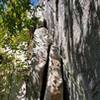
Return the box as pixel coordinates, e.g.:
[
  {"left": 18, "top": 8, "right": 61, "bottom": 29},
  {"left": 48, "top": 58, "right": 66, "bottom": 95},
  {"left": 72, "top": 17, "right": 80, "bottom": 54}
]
[
  {"left": 40, "top": 44, "right": 51, "bottom": 100},
  {"left": 60, "top": 50, "right": 69, "bottom": 100},
  {"left": 56, "top": 0, "right": 59, "bottom": 21},
  {"left": 60, "top": 58, "right": 69, "bottom": 100},
  {"left": 27, "top": 27, "right": 51, "bottom": 100},
  {"left": 44, "top": 44, "right": 63, "bottom": 100}
]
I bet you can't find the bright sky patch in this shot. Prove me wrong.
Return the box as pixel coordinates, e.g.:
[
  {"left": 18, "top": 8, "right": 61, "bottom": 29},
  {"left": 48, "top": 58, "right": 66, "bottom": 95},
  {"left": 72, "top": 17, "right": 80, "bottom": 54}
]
[{"left": 30, "top": 0, "right": 38, "bottom": 6}]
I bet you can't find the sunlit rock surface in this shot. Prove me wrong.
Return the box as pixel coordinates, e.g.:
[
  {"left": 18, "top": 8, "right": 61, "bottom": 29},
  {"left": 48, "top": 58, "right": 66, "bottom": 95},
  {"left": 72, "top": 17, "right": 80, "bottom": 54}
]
[
  {"left": 29, "top": 27, "right": 64, "bottom": 100},
  {"left": 44, "top": 44, "right": 63, "bottom": 100},
  {"left": 30, "top": 27, "right": 50, "bottom": 99}
]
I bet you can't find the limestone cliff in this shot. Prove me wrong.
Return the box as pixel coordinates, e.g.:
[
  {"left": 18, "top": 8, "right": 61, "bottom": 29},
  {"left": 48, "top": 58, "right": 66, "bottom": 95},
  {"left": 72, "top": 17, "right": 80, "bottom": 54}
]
[{"left": 37, "top": 0, "right": 100, "bottom": 100}]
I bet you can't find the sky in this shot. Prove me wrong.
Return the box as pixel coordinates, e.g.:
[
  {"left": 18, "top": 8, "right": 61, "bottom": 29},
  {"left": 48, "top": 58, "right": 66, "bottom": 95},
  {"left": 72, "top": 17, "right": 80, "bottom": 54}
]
[{"left": 30, "top": 0, "right": 38, "bottom": 6}]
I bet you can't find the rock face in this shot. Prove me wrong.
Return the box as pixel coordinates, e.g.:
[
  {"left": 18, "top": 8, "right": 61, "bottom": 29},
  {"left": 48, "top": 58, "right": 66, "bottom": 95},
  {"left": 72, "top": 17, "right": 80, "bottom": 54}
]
[
  {"left": 29, "top": 28, "right": 64, "bottom": 100},
  {"left": 29, "top": 0, "right": 100, "bottom": 100},
  {"left": 44, "top": 44, "right": 63, "bottom": 100}
]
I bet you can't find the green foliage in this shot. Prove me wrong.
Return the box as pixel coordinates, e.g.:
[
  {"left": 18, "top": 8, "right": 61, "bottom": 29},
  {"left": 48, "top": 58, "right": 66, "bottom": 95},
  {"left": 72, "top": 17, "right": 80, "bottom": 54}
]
[
  {"left": 0, "top": 48, "right": 29, "bottom": 99},
  {"left": 0, "top": 0, "right": 41, "bottom": 40},
  {"left": 0, "top": 0, "right": 42, "bottom": 99},
  {"left": 0, "top": 0, "right": 30, "bottom": 34}
]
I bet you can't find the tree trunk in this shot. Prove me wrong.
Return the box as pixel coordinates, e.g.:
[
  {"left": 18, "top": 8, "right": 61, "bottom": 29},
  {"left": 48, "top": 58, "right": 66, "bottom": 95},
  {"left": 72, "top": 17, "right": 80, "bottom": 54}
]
[{"left": 28, "top": 0, "right": 100, "bottom": 100}]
